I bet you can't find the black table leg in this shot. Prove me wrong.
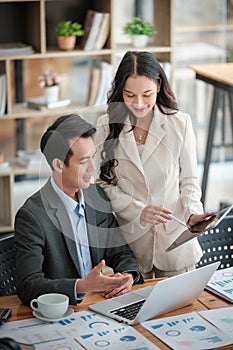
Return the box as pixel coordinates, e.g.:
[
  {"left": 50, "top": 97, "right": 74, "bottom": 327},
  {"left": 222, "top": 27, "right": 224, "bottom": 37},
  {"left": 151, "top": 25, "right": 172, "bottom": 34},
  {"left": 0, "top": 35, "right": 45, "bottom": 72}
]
[
  {"left": 201, "top": 87, "right": 221, "bottom": 206},
  {"left": 229, "top": 92, "right": 233, "bottom": 142}
]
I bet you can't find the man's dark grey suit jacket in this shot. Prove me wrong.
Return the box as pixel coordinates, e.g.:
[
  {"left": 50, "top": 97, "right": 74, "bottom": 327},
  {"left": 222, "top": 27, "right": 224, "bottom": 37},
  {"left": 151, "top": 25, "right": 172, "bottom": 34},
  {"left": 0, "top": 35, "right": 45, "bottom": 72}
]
[{"left": 14, "top": 180, "right": 143, "bottom": 305}]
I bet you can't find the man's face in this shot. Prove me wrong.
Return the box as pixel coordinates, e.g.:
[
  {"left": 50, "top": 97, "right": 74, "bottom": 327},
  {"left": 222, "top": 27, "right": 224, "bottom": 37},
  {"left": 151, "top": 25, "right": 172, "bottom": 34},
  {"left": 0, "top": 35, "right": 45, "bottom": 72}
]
[{"left": 61, "top": 136, "right": 96, "bottom": 193}]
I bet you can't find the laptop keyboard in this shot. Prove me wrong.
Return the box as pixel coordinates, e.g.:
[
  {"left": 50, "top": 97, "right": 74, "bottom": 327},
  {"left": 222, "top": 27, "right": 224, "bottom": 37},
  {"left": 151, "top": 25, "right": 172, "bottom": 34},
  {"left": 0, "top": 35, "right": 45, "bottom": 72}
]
[{"left": 110, "top": 299, "right": 146, "bottom": 320}]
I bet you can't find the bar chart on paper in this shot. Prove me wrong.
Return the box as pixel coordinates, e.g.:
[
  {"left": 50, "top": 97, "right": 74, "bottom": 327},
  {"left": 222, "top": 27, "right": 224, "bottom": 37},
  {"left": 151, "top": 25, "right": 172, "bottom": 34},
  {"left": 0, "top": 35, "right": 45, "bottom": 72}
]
[{"left": 206, "top": 267, "right": 233, "bottom": 302}]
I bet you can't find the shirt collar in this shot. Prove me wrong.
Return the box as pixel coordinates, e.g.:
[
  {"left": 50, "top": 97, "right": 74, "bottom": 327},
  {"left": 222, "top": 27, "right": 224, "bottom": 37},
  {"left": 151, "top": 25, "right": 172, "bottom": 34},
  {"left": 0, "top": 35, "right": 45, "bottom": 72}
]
[{"left": 50, "top": 176, "right": 85, "bottom": 214}]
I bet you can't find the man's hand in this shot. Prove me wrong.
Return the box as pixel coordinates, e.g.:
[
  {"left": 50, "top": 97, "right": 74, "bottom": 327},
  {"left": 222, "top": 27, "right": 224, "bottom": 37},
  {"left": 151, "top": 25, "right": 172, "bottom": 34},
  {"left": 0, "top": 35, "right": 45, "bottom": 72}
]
[
  {"left": 76, "top": 260, "right": 133, "bottom": 297},
  {"left": 103, "top": 272, "right": 134, "bottom": 299}
]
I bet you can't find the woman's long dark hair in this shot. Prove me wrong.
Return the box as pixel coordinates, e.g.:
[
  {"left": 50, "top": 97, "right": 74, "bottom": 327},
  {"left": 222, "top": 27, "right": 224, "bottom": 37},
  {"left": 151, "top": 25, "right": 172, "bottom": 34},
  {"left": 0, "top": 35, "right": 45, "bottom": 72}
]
[{"left": 100, "top": 51, "right": 178, "bottom": 184}]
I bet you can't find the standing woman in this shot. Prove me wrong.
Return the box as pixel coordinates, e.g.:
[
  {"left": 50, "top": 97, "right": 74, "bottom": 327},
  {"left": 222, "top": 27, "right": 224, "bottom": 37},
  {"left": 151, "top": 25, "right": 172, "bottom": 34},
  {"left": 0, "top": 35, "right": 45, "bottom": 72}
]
[{"left": 95, "top": 51, "right": 213, "bottom": 278}]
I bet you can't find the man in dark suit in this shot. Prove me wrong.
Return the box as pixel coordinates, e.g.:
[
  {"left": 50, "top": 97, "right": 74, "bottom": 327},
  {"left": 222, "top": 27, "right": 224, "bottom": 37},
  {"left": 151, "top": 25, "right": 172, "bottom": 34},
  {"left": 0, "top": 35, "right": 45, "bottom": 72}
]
[{"left": 14, "top": 114, "right": 143, "bottom": 305}]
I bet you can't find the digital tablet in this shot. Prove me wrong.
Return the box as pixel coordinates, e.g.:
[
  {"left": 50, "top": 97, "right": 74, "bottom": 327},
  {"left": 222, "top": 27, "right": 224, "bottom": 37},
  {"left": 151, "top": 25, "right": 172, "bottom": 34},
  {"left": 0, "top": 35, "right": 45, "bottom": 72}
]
[
  {"left": 189, "top": 204, "right": 233, "bottom": 233},
  {"left": 166, "top": 204, "right": 233, "bottom": 252}
]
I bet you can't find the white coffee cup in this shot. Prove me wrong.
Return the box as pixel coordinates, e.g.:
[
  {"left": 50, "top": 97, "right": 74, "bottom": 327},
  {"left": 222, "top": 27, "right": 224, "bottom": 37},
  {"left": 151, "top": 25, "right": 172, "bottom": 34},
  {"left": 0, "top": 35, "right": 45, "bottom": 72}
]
[{"left": 30, "top": 293, "right": 69, "bottom": 319}]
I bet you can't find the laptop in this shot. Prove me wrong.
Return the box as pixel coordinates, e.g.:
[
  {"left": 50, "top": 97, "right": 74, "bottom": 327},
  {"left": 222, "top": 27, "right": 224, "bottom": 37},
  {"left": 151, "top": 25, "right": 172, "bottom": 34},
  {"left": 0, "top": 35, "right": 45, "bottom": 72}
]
[
  {"left": 89, "top": 261, "right": 220, "bottom": 325},
  {"left": 166, "top": 204, "right": 233, "bottom": 252}
]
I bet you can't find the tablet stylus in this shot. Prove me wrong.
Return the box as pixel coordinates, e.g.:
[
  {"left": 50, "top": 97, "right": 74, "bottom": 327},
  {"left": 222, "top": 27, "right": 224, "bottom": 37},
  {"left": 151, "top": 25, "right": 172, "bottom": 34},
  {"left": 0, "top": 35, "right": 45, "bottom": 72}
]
[{"left": 169, "top": 214, "right": 188, "bottom": 228}]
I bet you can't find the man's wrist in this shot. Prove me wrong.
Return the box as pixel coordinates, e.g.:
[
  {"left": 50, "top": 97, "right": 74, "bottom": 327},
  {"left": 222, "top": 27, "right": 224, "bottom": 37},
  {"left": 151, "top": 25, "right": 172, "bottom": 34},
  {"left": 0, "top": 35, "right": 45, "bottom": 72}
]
[
  {"left": 75, "top": 279, "right": 86, "bottom": 300},
  {"left": 123, "top": 270, "right": 141, "bottom": 284}
]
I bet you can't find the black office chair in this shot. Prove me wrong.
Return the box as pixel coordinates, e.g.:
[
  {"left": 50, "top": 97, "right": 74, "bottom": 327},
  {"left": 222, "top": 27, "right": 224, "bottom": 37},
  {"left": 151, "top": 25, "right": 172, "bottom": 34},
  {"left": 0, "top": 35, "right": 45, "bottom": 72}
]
[
  {"left": 0, "top": 233, "right": 16, "bottom": 296},
  {"left": 197, "top": 215, "right": 233, "bottom": 269}
]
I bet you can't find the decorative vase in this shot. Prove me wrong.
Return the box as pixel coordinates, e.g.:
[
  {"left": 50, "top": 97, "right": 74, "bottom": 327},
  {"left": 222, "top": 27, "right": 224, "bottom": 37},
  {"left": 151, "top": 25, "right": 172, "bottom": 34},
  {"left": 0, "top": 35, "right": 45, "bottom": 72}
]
[
  {"left": 57, "top": 36, "right": 76, "bottom": 50},
  {"left": 132, "top": 35, "right": 149, "bottom": 48},
  {"left": 44, "top": 85, "right": 59, "bottom": 104}
]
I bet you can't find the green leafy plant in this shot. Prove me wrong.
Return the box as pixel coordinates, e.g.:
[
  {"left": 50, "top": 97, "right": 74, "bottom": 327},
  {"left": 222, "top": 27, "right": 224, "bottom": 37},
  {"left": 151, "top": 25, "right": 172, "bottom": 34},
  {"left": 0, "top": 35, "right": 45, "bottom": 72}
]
[
  {"left": 124, "top": 17, "right": 156, "bottom": 37},
  {"left": 55, "top": 20, "right": 84, "bottom": 37}
]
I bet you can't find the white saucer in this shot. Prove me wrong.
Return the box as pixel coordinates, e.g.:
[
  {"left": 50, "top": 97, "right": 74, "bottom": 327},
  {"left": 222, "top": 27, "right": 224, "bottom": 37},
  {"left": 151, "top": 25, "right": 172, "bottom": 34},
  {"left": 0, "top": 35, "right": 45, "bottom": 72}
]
[{"left": 32, "top": 307, "right": 74, "bottom": 322}]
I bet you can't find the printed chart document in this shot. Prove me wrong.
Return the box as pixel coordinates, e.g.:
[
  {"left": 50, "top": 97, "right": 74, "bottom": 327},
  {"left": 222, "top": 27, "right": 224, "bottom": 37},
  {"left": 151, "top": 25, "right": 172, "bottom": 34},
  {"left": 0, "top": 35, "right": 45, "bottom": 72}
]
[
  {"left": 199, "top": 307, "right": 233, "bottom": 336},
  {"left": 141, "top": 311, "right": 232, "bottom": 350},
  {"left": 0, "top": 310, "right": 158, "bottom": 350},
  {"left": 205, "top": 266, "right": 233, "bottom": 302}
]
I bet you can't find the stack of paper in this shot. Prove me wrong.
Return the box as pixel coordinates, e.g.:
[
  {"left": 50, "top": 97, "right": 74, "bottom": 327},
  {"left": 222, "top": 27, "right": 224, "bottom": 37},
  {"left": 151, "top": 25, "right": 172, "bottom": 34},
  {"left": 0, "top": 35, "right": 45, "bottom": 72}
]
[
  {"left": 26, "top": 97, "right": 71, "bottom": 111},
  {"left": 17, "top": 149, "right": 50, "bottom": 171},
  {"left": 0, "top": 42, "right": 34, "bottom": 56}
]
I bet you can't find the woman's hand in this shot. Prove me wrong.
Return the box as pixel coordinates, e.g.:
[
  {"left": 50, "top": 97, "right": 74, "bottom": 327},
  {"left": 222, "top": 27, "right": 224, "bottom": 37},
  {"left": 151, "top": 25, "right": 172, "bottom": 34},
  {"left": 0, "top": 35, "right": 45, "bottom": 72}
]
[
  {"left": 188, "top": 212, "right": 215, "bottom": 228},
  {"left": 140, "top": 205, "right": 172, "bottom": 226}
]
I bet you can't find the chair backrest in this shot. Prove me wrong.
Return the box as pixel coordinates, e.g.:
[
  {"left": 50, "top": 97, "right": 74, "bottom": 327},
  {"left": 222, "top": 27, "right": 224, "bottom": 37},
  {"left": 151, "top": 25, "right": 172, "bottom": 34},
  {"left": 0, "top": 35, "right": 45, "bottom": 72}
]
[
  {"left": 197, "top": 215, "right": 233, "bottom": 269},
  {"left": 0, "top": 233, "right": 16, "bottom": 296}
]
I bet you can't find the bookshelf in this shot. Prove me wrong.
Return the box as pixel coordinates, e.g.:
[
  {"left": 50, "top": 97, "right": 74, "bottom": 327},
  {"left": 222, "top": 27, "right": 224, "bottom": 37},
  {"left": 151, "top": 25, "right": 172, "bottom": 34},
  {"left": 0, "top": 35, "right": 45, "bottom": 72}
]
[{"left": 0, "top": 0, "right": 175, "bottom": 232}]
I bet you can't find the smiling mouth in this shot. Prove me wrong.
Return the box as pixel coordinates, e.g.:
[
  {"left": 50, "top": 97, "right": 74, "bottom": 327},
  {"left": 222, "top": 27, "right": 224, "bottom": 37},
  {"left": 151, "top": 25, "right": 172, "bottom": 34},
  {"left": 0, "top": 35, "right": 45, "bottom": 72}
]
[
  {"left": 133, "top": 106, "right": 147, "bottom": 113},
  {"left": 83, "top": 176, "right": 92, "bottom": 182}
]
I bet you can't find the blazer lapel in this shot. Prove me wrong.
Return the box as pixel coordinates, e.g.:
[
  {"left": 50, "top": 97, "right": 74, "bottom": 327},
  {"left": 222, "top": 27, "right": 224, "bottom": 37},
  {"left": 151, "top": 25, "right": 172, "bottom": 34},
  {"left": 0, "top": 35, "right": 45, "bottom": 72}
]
[
  {"left": 118, "top": 118, "right": 145, "bottom": 175},
  {"left": 41, "top": 180, "right": 83, "bottom": 276},
  {"left": 117, "top": 112, "right": 166, "bottom": 169},
  {"left": 141, "top": 108, "right": 166, "bottom": 164}
]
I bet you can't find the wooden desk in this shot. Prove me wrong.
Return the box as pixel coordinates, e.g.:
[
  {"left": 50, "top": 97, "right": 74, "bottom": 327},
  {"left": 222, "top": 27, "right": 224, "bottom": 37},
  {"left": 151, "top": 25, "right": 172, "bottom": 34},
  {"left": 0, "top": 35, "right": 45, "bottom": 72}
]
[
  {"left": 190, "top": 63, "right": 233, "bottom": 206},
  {"left": 1, "top": 278, "right": 233, "bottom": 349}
]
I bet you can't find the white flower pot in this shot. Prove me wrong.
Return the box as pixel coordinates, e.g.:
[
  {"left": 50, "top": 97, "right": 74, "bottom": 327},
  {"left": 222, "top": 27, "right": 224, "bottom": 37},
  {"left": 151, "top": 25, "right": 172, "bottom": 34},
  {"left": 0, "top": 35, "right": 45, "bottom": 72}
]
[
  {"left": 44, "top": 85, "right": 59, "bottom": 104},
  {"left": 132, "top": 35, "right": 149, "bottom": 48}
]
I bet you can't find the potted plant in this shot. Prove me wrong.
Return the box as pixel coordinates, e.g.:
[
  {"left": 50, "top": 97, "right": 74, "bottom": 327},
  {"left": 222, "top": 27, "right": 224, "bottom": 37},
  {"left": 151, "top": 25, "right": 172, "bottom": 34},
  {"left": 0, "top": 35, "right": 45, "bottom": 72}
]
[
  {"left": 38, "top": 70, "right": 63, "bottom": 103},
  {"left": 123, "top": 17, "right": 156, "bottom": 48},
  {"left": 55, "top": 20, "right": 84, "bottom": 50}
]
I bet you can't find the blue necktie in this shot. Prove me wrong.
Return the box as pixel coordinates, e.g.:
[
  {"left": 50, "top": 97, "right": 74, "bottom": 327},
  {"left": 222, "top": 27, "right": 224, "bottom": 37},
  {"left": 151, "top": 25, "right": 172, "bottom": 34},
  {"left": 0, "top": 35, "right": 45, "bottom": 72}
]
[{"left": 74, "top": 203, "right": 92, "bottom": 277}]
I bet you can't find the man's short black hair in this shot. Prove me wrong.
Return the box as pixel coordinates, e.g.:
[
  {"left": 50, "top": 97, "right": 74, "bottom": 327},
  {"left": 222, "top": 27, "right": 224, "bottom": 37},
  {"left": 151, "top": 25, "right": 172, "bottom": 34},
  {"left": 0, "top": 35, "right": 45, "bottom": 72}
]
[{"left": 40, "top": 114, "right": 96, "bottom": 168}]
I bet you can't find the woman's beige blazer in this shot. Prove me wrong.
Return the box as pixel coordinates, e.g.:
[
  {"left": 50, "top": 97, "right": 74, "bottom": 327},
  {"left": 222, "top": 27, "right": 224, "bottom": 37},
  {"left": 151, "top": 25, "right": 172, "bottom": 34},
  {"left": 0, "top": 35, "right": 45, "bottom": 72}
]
[{"left": 95, "top": 107, "right": 203, "bottom": 273}]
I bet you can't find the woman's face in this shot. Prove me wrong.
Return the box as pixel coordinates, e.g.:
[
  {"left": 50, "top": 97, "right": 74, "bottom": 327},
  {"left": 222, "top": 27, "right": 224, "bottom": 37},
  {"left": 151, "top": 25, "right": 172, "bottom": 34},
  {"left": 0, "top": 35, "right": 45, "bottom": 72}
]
[{"left": 122, "top": 74, "right": 159, "bottom": 119}]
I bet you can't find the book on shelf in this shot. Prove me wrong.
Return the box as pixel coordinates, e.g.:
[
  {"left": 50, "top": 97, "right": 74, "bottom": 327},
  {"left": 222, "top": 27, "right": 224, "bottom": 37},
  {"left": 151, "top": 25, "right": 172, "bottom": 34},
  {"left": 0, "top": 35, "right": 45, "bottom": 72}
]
[
  {"left": 94, "top": 12, "right": 110, "bottom": 50},
  {"left": 159, "top": 61, "right": 172, "bottom": 83},
  {"left": 93, "top": 61, "right": 113, "bottom": 106},
  {"left": 80, "top": 10, "right": 96, "bottom": 49},
  {"left": 17, "top": 149, "right": 50, "bottom": 171},
  {"left": 0, "top": 42, "right": 34, "bottom": 56},
  {"left": 0, "top": 161, "right": 10, "bottom": 172},
  {"left": 87, "top": 65, "right": 102, "bottom": 106},
  {"left": 205, "top": 266, "right": 233, "bottom": 303},
  {"left": 0, "top": 73, "right": 7, "bottom": 116},
  {"left": 82, "top": 10, "right": 104, "bottom": 51},
  {"left": 26, "top": 97, "right": 71, "bottom": 111},
  {"left": 81, "top": 10, "right": 110, "bottom": 51},
  {"left": 0, "top": 152, "right": 10, "bottom": 172},
  {"left": 162, "top": 61, "right": 172, "bottom": 82}
]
